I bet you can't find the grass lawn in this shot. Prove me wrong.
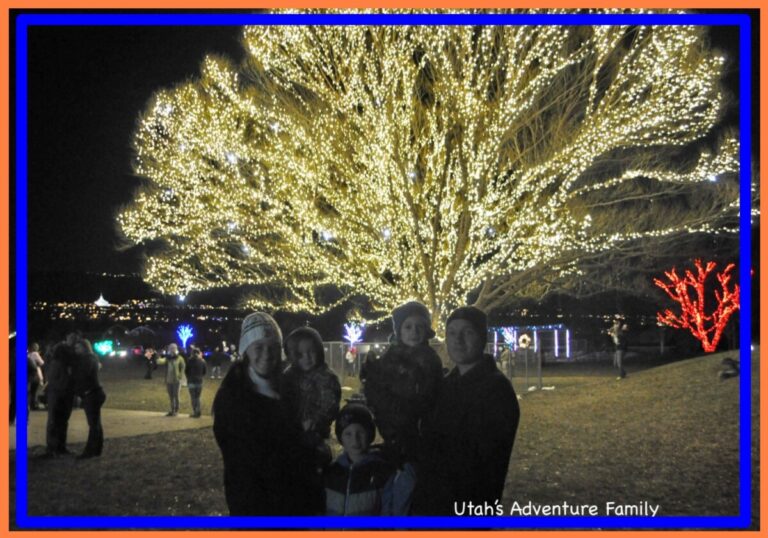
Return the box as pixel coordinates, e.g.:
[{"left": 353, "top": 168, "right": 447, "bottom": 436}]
[
  {"left": 504, "top": 350, "right": 754, "bottom": 524},
  {"left": 13, "top": 349, "right": 757, "bottom": 529}
]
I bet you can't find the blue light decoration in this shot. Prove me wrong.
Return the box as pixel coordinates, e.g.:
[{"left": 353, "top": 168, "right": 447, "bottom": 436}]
[
  {"left": 343, "top": 322, "right": 364, "bottom": 346},
  {"left": 177, "top": 324, "right": 194, "bottom": 349},
  {"left": 501, "top": 327, "right": 516, "bottom": 350}
]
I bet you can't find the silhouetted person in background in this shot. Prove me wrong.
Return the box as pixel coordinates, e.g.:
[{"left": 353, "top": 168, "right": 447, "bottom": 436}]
[
  {"left": 43, "top": 340, "right": 75, "bottom": 458},
  {"left": 144, "top": 347, "right": 158, "bottom": 379},
  {"left": 27, "top": 343, "right": 44, "bottom": 411},
  {"left": 71, "top": 337, "right": 106, "bottom": 459},
  {"left": 186, "top": 348, "right": 207, "bottom": 417}
]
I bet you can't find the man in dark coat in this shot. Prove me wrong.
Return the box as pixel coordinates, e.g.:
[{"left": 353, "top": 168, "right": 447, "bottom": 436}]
[
  {"left": 185, "top": 348, "right": 207, "bottom": 417},
  {"left": 412, "top": 306, "right": 520, "bottom": 515},
  {"left": 212, "top": 312, "right": 324, "bottom": 516},
  {"left": 43, "top": 341, "right": 76, "bottom": 458},
  {"left": 71, "top": 337, "right": 106, "bottom": 459}
]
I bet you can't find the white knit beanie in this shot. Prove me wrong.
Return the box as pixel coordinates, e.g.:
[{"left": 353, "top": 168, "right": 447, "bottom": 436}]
[{"left": 239, "top": 312, "right": 282, "bottom": 356}]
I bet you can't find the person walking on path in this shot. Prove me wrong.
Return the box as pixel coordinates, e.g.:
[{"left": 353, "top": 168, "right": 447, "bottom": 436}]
[
  {"left": 412, "top": 306, "right": 520, "bottom": 515},
  {"left": 27, "top": 343, "right": 45, "bottom": 411},
  {"left": 185, "top": 348, "right": 207, "bottom": 417},
  {"left": 213, "top": 312, "right": 324, "bottom": 515},
  {"left": 71, "top": 337, "right": 106, "bottom": 459},
  {"left": 162, "top": 343, "right": 185, "bottom": 416},
  {"left": 43, "top": 340, "right": 75, "bottom": 458}
]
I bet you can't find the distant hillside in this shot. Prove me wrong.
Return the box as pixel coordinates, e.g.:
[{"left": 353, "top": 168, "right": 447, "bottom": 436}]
[{"left": 28, "top": 272, "right": 156, "bottom": 303}]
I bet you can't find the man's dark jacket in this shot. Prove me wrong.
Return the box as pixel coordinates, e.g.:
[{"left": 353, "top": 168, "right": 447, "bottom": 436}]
[
  {"left": 185, "top": 355, "right": 207, "bottom": 384},
  {"left": 212, "top": 361, "right": 323, "bottom": 516},
  {"left": 413, "top": 355, "right": 520, "bottom": 515}
]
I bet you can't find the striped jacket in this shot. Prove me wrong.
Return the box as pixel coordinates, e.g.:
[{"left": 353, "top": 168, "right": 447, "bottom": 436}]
[{"left": 324, "top": 450, "right": 396, "bottom": 515}]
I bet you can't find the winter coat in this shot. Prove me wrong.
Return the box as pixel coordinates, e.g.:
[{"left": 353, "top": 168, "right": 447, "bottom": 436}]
[
  {"left": 282, "top": 364, "right": 341, "bottom": 441},
  {"left": 185, "top": 356, "right": 207, "bottom": 384},
  {"left": 45, "top": 343, "right": 74, "bottom": 394},
  {"left": 324, "top": 449, "right": 397, "bottom": 515},
  {"left": 212, "top": 361, "right": 324, "bottom": 516},
  {"left": 164, "top": 355, "right": 185, "bottom": 384},
  {"left": 361, "top": 342, "right": 443, "bottom": 461},
  {"left": 71, "top": 351, "right": 101, "bottom": 397},
  {"left": 412, "top": 355, "right": 520, "bottom": 515}
]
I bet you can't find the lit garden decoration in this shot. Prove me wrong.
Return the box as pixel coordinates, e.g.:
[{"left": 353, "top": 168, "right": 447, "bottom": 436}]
[
  {"left": 177, "top": 324, "right": 194, "bottom": 349},
  {"left": 654, "top": 259, "right": 740, "bottom": 353},
  {"left": 343, "top": 322, "right": 365, "bottom": 348}
]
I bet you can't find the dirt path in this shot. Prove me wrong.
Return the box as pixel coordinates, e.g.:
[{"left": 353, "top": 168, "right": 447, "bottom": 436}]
[{"left": 10, "top": 408, "right": 212, "bottom": 450}]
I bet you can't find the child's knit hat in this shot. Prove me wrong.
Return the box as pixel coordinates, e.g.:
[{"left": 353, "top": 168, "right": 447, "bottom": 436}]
[
  {"left": 391, "top": 301, "right": 436, "bottom": 341},
  {"left": 335, "top": 404, "right": 376, "bottom": 444}
]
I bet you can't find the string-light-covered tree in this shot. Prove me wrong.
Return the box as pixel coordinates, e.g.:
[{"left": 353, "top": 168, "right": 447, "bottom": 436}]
[
  {"left": 654, "top": 259, "right": 740, "bottom": 352},
  {"left": 118, "top": 17, "right": 743, "bottom": 331}
]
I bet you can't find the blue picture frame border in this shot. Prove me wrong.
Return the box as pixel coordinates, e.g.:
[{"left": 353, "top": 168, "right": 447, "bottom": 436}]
[{"left": 13, "top": 10, "right": 753, "bottom": 530}]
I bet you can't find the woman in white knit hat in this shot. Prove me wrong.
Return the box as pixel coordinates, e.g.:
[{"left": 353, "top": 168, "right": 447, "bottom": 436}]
[{"left": 212, "top": 312, "right": 324, "bottom": 515}]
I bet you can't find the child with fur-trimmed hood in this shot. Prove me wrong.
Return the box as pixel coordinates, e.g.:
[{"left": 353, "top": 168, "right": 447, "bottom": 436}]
[
  {"left": 361, "top": 301, "right": 444, "bottom": 463},
  {"left": 282, "top": 327, "right": 342, "bottom": 449}
]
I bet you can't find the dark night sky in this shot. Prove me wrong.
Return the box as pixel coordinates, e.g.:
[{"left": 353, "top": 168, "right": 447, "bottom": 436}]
[
  {"left": 23, "top": 17, "right": 750, "bottom": 281},
  {"left": 27, "top": 24, "right": 244, "bottom": 274}
]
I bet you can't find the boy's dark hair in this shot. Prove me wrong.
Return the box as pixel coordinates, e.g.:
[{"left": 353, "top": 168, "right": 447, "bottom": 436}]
[
  {"left": 283, "top": 327, "right": 326, "bottom": 366},
  {"left": 446, "top": 306, "right": 488, "bottom": 339}
]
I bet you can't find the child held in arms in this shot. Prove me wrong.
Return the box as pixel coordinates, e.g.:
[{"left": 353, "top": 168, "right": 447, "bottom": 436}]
[
  {"left": 213, "top": 313, "right": 324, "bottom": 515},
  {"left": 324, "top": 404, "right": 402, "bottom": 515},
  {"left": 282, "top": 327, "right": 341, "bottom": 465},
  {"left": 361, "top": 301, "right": 444, "bottom": 513}
]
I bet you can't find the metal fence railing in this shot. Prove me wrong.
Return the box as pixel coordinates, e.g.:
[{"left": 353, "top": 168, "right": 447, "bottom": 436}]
[
  {"left": 322, "top": 340, "right": 571, "bottom": 393},
  {"left": 322, "top": 341, "right": 393, "bottom": 381}
]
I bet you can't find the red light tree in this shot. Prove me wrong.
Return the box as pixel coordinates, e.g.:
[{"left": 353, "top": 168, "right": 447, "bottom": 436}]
[{"left": 654, "top": 259, "right": 740, "bottom": 353}]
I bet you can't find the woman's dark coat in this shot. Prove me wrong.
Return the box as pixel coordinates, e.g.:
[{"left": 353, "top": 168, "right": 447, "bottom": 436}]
[{"left": 212, "top": 361, "right": 323, "bottom": 516}]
